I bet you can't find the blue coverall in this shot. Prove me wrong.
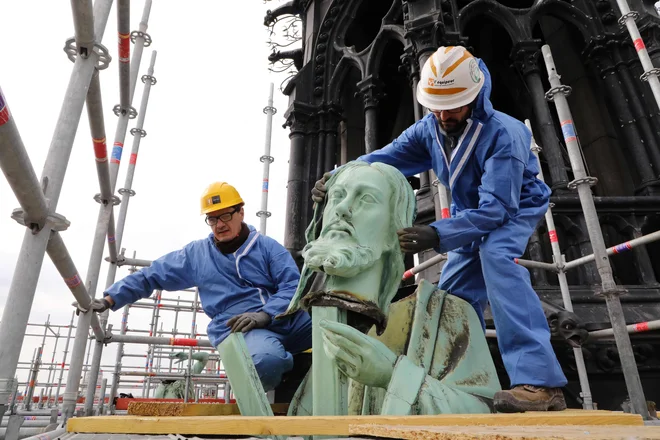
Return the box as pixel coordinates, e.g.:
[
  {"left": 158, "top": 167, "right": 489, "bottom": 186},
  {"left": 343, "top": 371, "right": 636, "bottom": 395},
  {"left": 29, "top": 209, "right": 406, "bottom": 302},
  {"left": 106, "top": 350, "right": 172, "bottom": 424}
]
[
  {"left": 106, "top": 224, "right": 312, "bottom": 392},
  {"left": 356, "top": 59, "right": 567, "bottom": 388}
]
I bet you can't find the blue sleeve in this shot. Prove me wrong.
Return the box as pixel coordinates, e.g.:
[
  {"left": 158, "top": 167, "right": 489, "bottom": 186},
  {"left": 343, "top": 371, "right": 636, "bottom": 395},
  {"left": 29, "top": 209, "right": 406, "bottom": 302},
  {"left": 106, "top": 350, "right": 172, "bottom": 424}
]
[
  {"left": 431, "top": 141, "right": 525, "bottom": 253},
  {"left": 355, "top": 118, "right": 432, "bottom": 177},
  {"left": 105, "top": 246, "right": 195, "bottom": 311},
  {"left": 260, "top": 239, "right": 301, "bottom": 317}
]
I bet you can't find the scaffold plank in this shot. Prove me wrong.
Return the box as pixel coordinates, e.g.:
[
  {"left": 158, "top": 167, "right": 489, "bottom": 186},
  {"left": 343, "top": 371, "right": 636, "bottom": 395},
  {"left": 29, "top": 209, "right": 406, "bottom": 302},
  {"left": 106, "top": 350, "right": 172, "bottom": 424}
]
[
  {"left": 127, "top": 402, "right": 289, "bottom": 416},
  {"left": 348, "top": 423, "right": 660, "bottom": 440},
  {"left": 67, "top": 411, "right": 644, "bottom": 435}
]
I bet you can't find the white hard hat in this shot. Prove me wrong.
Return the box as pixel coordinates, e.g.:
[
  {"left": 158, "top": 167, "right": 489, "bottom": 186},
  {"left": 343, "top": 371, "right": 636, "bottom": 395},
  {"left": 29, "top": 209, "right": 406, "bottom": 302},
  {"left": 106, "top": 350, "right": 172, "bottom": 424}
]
[{"left": 416, "top": 46, "right": 485, "bottom": 111}]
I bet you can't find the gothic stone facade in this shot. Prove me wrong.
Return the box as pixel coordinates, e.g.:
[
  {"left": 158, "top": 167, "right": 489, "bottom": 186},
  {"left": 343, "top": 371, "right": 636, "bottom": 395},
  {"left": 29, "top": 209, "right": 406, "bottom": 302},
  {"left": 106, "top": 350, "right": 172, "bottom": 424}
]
[{"left": 265, "top": 0, "right": 660, "bottom": 409}]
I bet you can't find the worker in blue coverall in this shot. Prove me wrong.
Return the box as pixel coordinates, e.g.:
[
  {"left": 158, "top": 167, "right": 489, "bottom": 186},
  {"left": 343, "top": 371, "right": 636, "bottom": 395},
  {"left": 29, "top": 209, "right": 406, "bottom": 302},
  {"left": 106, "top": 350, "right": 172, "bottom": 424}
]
[
  {"left": 75, "top": 182, "right": 312, "bottom": 392},
  {"left": 312, "top": 46, "right": 568, "bottom": 413}
]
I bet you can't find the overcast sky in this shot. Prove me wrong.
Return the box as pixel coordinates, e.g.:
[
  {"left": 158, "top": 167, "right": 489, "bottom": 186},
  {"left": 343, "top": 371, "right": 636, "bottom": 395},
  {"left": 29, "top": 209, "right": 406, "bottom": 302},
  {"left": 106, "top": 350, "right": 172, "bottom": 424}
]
[{"left": 1, "top": 0, "right": 296, "bottom": 397}]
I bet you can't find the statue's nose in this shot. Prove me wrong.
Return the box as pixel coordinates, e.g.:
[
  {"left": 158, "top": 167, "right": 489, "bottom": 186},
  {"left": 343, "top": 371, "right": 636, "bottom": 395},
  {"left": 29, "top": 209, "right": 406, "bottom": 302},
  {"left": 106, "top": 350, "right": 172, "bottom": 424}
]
[{"left": 335, "top": 197, "right": 353, "bottom": 219}]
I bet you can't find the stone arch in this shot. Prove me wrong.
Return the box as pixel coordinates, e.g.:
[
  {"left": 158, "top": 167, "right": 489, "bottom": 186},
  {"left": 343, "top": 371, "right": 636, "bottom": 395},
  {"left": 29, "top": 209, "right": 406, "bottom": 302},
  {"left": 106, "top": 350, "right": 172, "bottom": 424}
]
[
  {"left": 328, "top": 54, "right": 365, "bottom": 103},
  {"left": 529, "top": 0, "right": 598, "bottom": 46},
  {"left": 458, "top": 0, "right": 524, "bottom": 43},
  {"left": 365, "top": 25, "right": 407, "bottom": 77}
]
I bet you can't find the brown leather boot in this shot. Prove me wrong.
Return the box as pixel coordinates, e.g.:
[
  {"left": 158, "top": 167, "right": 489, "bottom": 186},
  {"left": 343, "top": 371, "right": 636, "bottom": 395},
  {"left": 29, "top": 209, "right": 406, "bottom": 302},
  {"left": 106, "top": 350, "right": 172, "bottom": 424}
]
[{"left": 494, "top": 385, "right": 567, "bottom": 413}]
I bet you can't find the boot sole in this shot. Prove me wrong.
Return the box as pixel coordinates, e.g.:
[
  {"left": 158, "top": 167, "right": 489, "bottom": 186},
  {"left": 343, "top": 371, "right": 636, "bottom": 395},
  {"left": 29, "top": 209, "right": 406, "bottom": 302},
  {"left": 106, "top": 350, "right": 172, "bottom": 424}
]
[{"left": 493, "top": 394, "right": 567, "bottom": 413}]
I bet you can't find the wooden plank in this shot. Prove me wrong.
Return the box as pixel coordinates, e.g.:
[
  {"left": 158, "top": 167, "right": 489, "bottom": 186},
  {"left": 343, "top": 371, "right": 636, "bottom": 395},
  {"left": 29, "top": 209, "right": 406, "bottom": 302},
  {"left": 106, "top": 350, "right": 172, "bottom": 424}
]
[
  {"left": 127, "top": 402, "right": 290, "bottom": 416},
  {"left": 348, "top": 423, "right": 660, "bottom": 440},
  {"left": 66, "top": 411, "right": 645, "bottom": 435}
]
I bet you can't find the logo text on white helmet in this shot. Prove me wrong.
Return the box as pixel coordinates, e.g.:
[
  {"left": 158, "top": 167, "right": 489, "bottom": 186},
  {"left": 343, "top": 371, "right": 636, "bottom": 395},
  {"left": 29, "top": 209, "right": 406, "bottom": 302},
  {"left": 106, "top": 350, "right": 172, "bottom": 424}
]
[{"left": 469, "top": 59, "right": 481, "bottom": 84}]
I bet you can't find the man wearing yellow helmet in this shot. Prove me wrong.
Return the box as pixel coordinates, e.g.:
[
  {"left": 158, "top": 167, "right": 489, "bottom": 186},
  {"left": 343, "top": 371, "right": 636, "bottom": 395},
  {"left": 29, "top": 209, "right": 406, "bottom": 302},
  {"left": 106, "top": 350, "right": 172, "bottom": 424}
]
[
  {"left": 88, "top": 182, "right": 312, "bottom": 392},
  {"left": 312, "top": 46, "right": 567, "bottom": 413}
]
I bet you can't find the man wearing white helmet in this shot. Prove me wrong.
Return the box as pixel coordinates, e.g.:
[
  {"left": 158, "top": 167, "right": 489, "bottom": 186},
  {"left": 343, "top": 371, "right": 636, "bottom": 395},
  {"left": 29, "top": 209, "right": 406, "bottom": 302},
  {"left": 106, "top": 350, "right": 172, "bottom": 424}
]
[{"left": 312, "top": 46, "right": 567, "bottom": 413}]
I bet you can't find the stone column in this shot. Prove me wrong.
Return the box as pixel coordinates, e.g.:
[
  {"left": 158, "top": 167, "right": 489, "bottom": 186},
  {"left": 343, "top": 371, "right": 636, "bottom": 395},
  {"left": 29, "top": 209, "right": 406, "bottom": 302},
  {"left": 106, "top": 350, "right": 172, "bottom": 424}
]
[
  {"left": 357, "top": 76, "right": 384, "bottom": 154},
  {"left": 283, "top": 107, "right": 310, "bottom": 264},
  {"left": 585, "top": 39, "right": 657, "bottom": 193}
]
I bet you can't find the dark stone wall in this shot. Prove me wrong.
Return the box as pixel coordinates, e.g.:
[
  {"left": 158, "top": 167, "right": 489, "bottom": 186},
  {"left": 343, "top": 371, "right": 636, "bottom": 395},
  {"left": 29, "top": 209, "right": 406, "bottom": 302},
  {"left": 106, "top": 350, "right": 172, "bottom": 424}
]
[{"left": 265, "top": 0, "right": 660, "bottom": 410}]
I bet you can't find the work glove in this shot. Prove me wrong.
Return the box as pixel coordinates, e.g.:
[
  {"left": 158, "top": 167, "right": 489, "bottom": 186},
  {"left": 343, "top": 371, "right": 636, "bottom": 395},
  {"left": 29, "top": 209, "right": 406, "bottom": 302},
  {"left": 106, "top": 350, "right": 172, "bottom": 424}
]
[
  {"left": 72, "top": 297, "right": 113, "bottom": 316},
  {"left": 311, "top": 172, "right": 333, "bottom": 204},
  {"left": 397, "top": 226, "right": 440, "bottom": 253},
  {"left": 226, "top": 311, "right": 272, "bottom": 333}
]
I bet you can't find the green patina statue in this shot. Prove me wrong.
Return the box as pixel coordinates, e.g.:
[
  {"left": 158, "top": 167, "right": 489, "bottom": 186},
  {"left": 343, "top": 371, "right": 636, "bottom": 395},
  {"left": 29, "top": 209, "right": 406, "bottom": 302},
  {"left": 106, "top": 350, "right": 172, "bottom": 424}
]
[
  {"left": 220, "top": 161, "right": 501, "bottom": 417},
  {"left": 153, "top": 351, "right": 209, "bottom": 399}
]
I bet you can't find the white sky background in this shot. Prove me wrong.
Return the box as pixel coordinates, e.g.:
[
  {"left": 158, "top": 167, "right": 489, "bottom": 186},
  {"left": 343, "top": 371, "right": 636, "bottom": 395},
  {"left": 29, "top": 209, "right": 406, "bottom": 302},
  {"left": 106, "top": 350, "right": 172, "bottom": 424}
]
[{"left": 0, "top": 0, "right": 296, "bottom": 396}]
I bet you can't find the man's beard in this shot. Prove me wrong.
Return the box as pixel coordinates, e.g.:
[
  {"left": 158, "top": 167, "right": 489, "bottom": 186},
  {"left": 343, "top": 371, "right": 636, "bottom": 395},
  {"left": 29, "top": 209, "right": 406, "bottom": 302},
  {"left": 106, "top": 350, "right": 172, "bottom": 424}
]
[
  {"left": 440, "top": 117, "right": 468, "bottom": 136},
  {"left": 302, "top": 235, "right": 378, "bottom": 278}
]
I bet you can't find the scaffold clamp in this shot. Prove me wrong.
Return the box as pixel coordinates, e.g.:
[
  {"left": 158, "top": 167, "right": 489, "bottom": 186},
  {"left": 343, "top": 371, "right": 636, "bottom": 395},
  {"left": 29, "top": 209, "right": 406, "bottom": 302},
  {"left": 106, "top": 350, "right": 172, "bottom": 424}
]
[
  {"left": 63, "top": 38, "right": 111, "bottom": 70},
  {"left": 545, "top": 85, "right": 572, "bottom": 101},
  {"left": 567, "top": 176, "right": 598, "bottom": 190},
  {"left": 113, "top": 104, "right": 138, "bottom": 119},
  {"left": 618, "top": 11, "right": 639, "bottom": 27},
  {"left": 130, "top": 127, "right": 147, "bottom": 138},
  {"left": 263, "top": 105, "right": 277, "bottom": 115},
  {"left": 260, "top": 155, "right": 274, "bottom": 163},
  {"left": 141, "top": 74, "right": 157, "bottom": 85},
  {"left": 118, "top": 188, "right": 136, "bottom": 197},
  {"left": 93, "top": 193, "right": 121, "bottom": 206},
  {"left": 11, "top": 208, "right": 70, "bottom": 233},
  {"left": 641, "top": 68, "right": 660, "bottom": 82},
  {"left": 256, "top": 210, "right": 272, "bottom": 218},
  {"left": 130, "top": 30, "right": 152, "bottom": 47}
]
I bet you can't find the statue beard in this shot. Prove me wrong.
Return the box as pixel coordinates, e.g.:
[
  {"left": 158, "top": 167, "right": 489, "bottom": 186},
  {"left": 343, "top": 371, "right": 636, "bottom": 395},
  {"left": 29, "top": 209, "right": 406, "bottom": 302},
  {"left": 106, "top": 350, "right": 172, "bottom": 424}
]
[{"left": 302, "top": 235, "right": 379, "bottom": 278}]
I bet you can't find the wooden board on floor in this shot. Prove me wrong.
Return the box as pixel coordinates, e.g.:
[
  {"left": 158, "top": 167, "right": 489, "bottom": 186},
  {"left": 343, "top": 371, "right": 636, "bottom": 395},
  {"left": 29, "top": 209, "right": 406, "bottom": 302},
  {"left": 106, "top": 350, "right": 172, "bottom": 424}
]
[
  {"left": 127, "top": 401, "right": 289, "bottom": 416},
  {"left": 348, "top": 423, "right": 660, "bottom": 440},
  {"left": 66, "top": 410, "right": 644, "bottom": 435}
]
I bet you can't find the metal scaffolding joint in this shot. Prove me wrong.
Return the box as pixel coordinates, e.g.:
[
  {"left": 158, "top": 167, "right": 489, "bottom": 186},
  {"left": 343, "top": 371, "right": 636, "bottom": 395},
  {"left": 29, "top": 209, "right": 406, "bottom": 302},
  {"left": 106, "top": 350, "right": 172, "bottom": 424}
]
[
  {"left": 118, "top": 188, "right": 136, "bottom": 197},
  {"left": 263, "top": 105, "right": 277, "bottom": 115},
  {"left": 641, "top": 67, "right": 660, "bottom": 82},
  {"left": 93, "top": 193, "right": 121, "bottom": 206},
  {"left": 568, "top": 176, "right": 598, "bottom": 190},
  {"left": 545, "top": 84, "right": 572, "bottom": 101},
  {"left": 112, "top": 104, "right": 138, "bottom": 119},
  {"left": 256, "top": 210, "right": 272, "bottom": 218},
  {"left": 141, "top": 74, "right": 157, "bottom": 85},
  {"left": 63, "top": 38, "right": 111, "bottom": 70},
  {"left": 618, "top": 10, "right": 639, "bottom": 26},
  {"left": 10, "top": 208, "right": 70, "bottom": 233},
  {"left": 130, "top": 127, "right": 147, "bottom": 138},
  {"left": 130, "top": 30, "right": 152, "bottom": 47},
  {"left": 260, "top": 155, "right": 274, "bottom": 163}
]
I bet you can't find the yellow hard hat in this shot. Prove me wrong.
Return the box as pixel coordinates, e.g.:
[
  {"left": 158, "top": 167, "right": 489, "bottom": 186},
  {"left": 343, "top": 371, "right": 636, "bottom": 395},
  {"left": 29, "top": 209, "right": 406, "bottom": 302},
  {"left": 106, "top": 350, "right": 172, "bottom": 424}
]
[{"left": 200, "top": 182, "right": 244, "bottom": 215}]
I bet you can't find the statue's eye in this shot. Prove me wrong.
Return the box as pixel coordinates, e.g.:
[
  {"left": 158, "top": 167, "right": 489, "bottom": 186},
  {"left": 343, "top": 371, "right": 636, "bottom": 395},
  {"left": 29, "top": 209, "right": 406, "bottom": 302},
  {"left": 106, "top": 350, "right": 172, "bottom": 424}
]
[
  {"left": 361, "top": 193, "right": 377, "bottom": 204},
  {"left": 329, "top": 190, "right": 344, "bottom": 200}
]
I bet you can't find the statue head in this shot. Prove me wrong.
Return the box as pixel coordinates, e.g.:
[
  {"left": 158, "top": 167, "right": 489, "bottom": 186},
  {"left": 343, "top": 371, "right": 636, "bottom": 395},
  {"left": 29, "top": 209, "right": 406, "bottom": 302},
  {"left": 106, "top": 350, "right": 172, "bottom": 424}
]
[{"left": 280, "top": 161, "right": 416, "bottom": 334}]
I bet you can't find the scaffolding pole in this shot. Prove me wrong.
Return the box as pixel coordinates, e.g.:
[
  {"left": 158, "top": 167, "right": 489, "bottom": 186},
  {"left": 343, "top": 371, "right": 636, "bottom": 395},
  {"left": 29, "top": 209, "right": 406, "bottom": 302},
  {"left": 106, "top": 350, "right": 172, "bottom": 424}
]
[
  {"left": 524, "top": 119, "right": 593, "bottom": 410},
  {"left": 542, "top": 44, "right": 649, "bottom": 419},
  {"left": 117, "top": 0, "right": 131, "bottom": 113},
  {"left": 615, "top": 0, "right": 660, "bottom": 114},
  {"left": 105, "top": 47, "right": 158, "bottom": 409},
  {"left": 106, "top": 334, "right": 213, "bottom": 348},
  {"left": 55, "top": 312, "right": 74, "bottom": 409},
  {"left": 257, "top": 83, "right": 276, "bottom": 235},
  {"left": 0, "top": 0, "right": 112, "bottom": 422}
]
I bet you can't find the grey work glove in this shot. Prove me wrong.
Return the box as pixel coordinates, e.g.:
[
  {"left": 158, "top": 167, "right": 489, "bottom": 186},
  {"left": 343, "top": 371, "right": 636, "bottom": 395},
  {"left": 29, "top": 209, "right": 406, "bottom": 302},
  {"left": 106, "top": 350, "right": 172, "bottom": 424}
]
[
  {"left": 397, "top": 226, "right": 440, "bottom": 253},
  {"left": 226, "top": 311, "right": 272, "bottom": 333},
  {"left": 311, "top": 172, "right": 333, "bottom": 204},
  {"left": 72, "top": 297, "right": 113, "bottom": 316}
]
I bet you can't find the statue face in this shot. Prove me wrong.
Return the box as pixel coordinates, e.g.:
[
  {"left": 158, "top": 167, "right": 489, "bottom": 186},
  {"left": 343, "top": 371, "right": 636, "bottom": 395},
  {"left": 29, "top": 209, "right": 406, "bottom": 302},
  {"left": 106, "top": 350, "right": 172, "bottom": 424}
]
[{"left": 303, "top": 166, "right": 393, "bottom": 278}]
